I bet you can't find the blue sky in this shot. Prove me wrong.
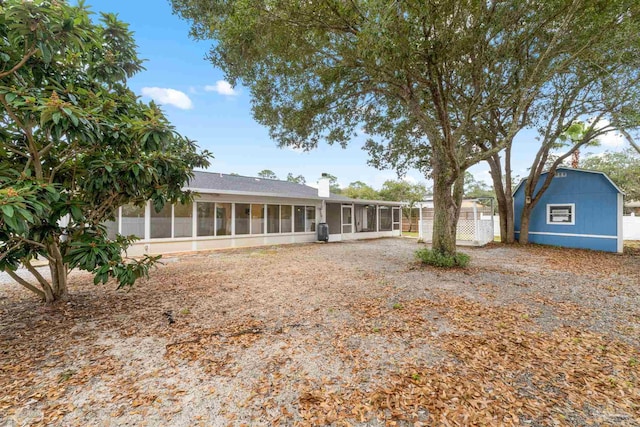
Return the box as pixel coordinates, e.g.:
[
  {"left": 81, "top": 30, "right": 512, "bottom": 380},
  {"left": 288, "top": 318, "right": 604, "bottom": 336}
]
[{"left": 85, "top": 1, "right": 627, "bottom": 190}]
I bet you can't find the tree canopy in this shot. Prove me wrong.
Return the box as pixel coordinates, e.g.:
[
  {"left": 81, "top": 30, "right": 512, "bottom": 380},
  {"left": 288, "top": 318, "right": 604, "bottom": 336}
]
[
  {"left": 286, "top": 173, "right": 306, "bottom": 185},
  {"left": 0, "top": 0, "right": 211, "bottom": 302},
  {"left": 172, "top": 0, "right": 640, "bottom": 255},
  {"left": 463, "top": 172, "right": 494, "bottom": 200},
  {"left": 378, "top": 179, "right": 429, "bottom": 231},
  {"left": 257, "top": 169, "right": 278, "bottom": 180},
  {"left": 379, "top": 180, "right": 428, "bottom": 205},
  {"left": 341, "top": 181, "right": 379, "bottom": 201},
  {"left": 582, "top": 149, "right": 640, "bottom": 203}
]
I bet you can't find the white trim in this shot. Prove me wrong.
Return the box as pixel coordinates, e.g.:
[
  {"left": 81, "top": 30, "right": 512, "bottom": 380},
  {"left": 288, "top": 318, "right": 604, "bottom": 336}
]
[
  {"left": 418, "top": 204, "right": 423, "bottom": 238},
  {"left": 144, "top": 201, "right": 151, "bottom": 241},
  {"left": 133, "top": 231, "right": 317, "bottom": 245},
  {"left": 171, "top": 204, "right": 175, "bottom": 238},
  {"left": 117, "top": 206, "right": 122, "bottom": 235},
  {"left": 546, "top": 203, "right": 575, "bottom": 225},
  {"left": 514, "top": 230, "right": 617, "bottom": 240},
  {"left": 231, "top": 203, "right": 236, "bottom": 236},
  {"left": 617, "top": 193, "right": 624, "bottom": 253},
  {"left": 392, "top": 206, "right": 401, "bottom": 232},
  {"left": 192, "top": 203, "right": 197, "bottom": 251}
]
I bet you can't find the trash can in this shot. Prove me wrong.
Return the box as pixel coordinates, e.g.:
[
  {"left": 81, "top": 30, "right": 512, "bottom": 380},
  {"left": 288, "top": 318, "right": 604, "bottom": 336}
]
[{"left": 317, "top": 223, "right": 329, "bottom": 242}]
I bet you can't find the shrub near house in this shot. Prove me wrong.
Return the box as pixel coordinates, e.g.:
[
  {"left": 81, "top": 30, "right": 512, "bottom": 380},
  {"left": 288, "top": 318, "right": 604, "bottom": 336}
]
[{"left": 0, "top": 1, "right": 210, "bottom": 302}]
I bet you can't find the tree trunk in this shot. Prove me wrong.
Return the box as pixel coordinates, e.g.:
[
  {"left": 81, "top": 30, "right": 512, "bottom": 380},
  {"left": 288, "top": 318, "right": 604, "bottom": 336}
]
[
  {"left": 431, "top": 165, "right": 459, "bottom": 255},
  {"left": 518, "top": 205, "right": 532, "bottom": 244},
  {"left": 487, "top": 151, "right": 515, "bottom": 243},
  {"left": 12, "top": 241, "right": 69, "bottom": 303},
  {"left": 403, "top": 208, "right": 413, "bottom": 232},
  {"left": 48, "top": 241, "right": 70, "bottom": 302}
]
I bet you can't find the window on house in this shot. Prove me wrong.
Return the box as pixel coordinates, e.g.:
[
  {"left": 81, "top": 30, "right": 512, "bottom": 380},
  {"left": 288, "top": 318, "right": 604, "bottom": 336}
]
[
  {"left": 235, "top": 203, "right": 250, "bottom": 235},
  {"left": 305, "top": 206, "right": 316, "bottom": 232},
  {"left": 104, "top": 209, "right": 119, "bottom": 239},
  {"left": 379, "top": 206, "right": 392, "bottom": 231},
  {"left": 251, "top": 204, "right": 265, "bottom": 234},
  {"left": 121, "top": 203, "right": 145, "bottom": 239},
  {"left": 216, "top": 203, "right": 232, "bottom": 236},
  {"left": 174, "top": 203, "right": 193, "bottom": 238},
  {"left": 354, "top": 204, "right": 377, "bottom": 232},
  {"left": 281, "top": 205, "right": 292, "bottom": 233},
  {"left": 197, "top": 202, "right": 216, "bottom": 236},
  {"left": 547, "top": 204, "right": 575, "bottom": 225},
  {"left": 267, "top": 205, "right": 280, "bottom": 234},
  {"left": 294, "top": 206, "right": 305, "bottom": 232},
  {"left": 150, "top": 203, "right": 172, "bottom": 239}
]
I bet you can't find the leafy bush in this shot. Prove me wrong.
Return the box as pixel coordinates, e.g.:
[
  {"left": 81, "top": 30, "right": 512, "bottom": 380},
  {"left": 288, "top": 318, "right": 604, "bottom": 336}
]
[{"left": 415, "top": 248, "right": 470, "bottom": 268}]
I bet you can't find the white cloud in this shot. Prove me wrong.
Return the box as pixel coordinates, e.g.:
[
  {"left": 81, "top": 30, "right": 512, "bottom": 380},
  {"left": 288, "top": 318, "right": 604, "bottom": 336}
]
[
  {"left": 283, "top": 145, "right": 307, "bottom": 153},
  {"left": 141, "top": 87, "right": 193, "bottom": 110},
  {"left": 597, "top": 130, "right": 626, "bottom": 149},
  {"left": 205, "top": 80, "right": 238, "bottom": 96},
  {"left": 586, "top": 118, "right": 626, "bottom": 149}
]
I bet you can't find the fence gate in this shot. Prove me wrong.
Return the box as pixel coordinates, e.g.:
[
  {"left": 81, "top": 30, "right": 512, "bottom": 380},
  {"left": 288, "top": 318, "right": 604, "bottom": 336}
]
[{"left": 418, "top": 198, "right": 494, "bottom": 246}]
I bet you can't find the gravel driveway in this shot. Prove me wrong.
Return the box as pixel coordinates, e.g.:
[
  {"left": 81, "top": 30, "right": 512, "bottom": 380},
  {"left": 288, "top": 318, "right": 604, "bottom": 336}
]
[{"left": 1, "top": 238, "right": 639, "bottom": 426}]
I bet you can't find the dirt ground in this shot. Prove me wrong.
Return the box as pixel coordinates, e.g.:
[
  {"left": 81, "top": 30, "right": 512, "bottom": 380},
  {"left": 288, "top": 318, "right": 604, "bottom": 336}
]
[{"left": 1, "top": 238, "right": 639, "bottom": 426}]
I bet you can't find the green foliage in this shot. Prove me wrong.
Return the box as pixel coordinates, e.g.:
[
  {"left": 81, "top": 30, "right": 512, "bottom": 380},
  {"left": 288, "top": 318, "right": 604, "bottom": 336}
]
[
  {"left": 286, "top": 173, "right": 306, "bottom": 185},
  {"left": 0, "top": 0, "right": 211, "bottom": 301},
  {"left": 378, "top": 179, "right": 428, "bottom": 230},
  {"left": 415, "top": 248, "right": 470, "bottom": 269},
  {"left": 379, "top": 180, "right": 428, "bottom": 204},
  {"left": 257, "top": 169, "right": 278, "bottom": 180},
  {"left": 464, "top": 172, "right": 494, "bottom": 199},
  {"left": 582, "top": 149, "right": 640, "bottom": 203},
  {"left": 341, "top": 181, "right": 379, "bottom": 200}
]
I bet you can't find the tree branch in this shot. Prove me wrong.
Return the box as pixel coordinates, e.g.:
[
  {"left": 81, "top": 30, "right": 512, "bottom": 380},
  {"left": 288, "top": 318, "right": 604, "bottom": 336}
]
[
  {"left": 22, "top": 261, "right": 53, "bottom": 298},
  {"left": 6, "top": 269, "right": 45, "bottom": 299},
  {"left": 619, "top": 128, "right": 640, "bottom": 155},
  {"left": 0, "top": 47, "right": 38, "bottom": 79}
]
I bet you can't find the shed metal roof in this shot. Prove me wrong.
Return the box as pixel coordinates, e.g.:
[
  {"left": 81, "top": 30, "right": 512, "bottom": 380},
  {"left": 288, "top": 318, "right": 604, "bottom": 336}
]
[{"left": 186, "top": 171, "right": 403, "bottom": 205}]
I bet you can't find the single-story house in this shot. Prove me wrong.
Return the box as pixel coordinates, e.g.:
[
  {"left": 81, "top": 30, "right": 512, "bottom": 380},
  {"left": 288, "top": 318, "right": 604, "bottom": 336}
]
[
  {"left": 104, "top": 172, "right": 403, "bottom": 256},
  {"left": 513, "top": 167, "right": 623, "bottom": 253}
]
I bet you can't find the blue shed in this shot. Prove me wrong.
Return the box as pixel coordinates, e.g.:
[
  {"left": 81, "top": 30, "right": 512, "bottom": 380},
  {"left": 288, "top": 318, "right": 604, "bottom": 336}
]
[{"left": 513, "top": 167, "right": 623, "bottom": 253}]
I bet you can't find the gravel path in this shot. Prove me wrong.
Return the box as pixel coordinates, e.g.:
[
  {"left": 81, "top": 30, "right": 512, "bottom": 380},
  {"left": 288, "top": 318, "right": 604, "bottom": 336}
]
[{"left": 1, "top": 238, "right": 639, "bottom": 426}]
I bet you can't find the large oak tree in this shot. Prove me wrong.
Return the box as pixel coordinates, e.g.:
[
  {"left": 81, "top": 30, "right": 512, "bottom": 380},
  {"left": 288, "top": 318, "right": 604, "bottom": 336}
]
[{"left": 172, "top": 0, "right": 634, "bottom": 255}]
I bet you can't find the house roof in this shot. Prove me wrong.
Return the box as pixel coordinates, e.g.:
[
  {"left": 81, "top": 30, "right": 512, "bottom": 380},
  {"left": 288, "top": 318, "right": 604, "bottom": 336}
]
[
  {"left": 512, "top": 167, "right": 624, "bottom": 195},
  {"left": 186, "top": 171, "right": 403, "bottom": 205}
]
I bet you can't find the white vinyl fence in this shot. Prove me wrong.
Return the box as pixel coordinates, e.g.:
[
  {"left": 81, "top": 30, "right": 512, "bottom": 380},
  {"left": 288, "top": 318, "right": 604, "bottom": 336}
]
[
  {"left": 492, "top": 215, "right": 640, "bottom": 240},
  {"left": 418, "top": 199, "right": 494, "bottom": 246}
]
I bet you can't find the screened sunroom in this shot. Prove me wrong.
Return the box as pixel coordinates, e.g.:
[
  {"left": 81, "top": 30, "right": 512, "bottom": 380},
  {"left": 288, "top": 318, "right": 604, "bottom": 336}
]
[{"left": 105, "top": 171, "right": 402, "bottom": 256}]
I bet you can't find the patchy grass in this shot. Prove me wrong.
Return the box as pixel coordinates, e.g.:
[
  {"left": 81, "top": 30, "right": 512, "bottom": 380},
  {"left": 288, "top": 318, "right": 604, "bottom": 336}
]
[{"left": 1, "top": 238, "right": 638, "bottom": 426}]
